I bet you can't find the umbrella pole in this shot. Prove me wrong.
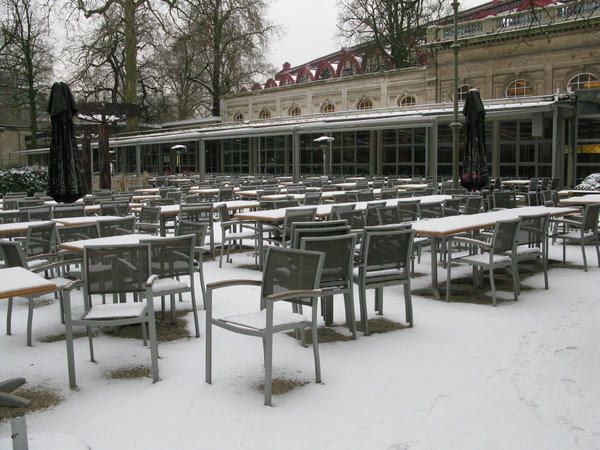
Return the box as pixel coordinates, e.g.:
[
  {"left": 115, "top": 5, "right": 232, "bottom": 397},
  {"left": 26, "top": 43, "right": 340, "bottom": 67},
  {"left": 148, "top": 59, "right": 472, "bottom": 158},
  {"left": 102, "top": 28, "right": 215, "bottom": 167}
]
[{"left": 450, "top": 0, "right": 461, "bottom": 189}]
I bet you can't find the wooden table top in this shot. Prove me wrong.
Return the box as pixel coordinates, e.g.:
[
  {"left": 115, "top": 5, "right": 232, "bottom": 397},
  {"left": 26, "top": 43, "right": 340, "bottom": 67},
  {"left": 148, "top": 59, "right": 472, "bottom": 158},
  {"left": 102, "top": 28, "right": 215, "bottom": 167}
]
[{"left": 0, "top": 267, "right": 57, "bottom": 299}]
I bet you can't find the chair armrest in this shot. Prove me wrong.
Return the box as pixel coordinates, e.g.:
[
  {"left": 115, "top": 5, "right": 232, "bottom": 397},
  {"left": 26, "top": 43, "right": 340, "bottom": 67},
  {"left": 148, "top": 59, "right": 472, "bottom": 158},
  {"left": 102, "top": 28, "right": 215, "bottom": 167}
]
[
  {"left": 551, "top": 218, "right": 582, "bottom": 228},
  {"left": 266, "top": 289, "right": 324, "bottom": 302},
  {"left": 31, "top": 258, "right": 84, "bottom": 273},
  {"left": 206, "top": 279, "right": 262, "bottom": 290},
  {"left": 63, "top": 279, "right": 83, "bottom": 292},
  {"left": 447, "top": 236, "right": 492, "bottom": 249},
  {"left": 146, "top": 274, "right": 159, "bottom": 287}
]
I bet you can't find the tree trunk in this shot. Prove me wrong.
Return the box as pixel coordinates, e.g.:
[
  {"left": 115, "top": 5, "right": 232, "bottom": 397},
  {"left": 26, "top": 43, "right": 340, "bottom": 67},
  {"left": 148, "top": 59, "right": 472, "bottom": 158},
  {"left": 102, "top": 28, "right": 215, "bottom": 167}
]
[
  {"left": 124, "top": 0, "right": 139, "bottom": 131},
  {"left": 98, "top": 122, "right": 111, "bottom": 190}
]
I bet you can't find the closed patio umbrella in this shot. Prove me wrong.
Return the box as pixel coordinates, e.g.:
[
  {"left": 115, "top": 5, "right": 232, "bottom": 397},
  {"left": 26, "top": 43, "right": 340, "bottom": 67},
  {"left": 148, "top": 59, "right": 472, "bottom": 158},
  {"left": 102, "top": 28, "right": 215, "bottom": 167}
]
[
  {"left": 460, "top": 89, "right": 489, "bottom": 191},
  {"left": 47, "top": 82, "right": 88, "bottom": 203}
]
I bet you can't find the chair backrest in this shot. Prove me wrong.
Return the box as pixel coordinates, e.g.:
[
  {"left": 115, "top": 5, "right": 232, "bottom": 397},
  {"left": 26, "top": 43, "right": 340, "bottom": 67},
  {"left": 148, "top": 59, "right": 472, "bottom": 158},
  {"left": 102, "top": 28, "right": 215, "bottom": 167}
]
[
  {"left": 148, "top": 198, "right": 175, "bottom": 207},
  {"left": 217, "top": 204, "right": 233, "bottom": 230},
  {"left": 176, "top": 220, "right": 209, "bottom": 248},
  {"left": 379, "top": 188, "right": 398, "bottom": 199},
  {"left": 83, "top": 243, "right": 151, "bottom": 298},
  {"left": 582, "top": 203, "right": 600, "bottom": 232},
  {"left": 334, "top": 210, "right": 365, "bottom": 230},
  {"left": 184, "top": 194, "right": 201, "bottom": 204},
  {"left": 17, "top": 198, "right": 45, "bottom": 209},
  {"left": 444, "top": 188, "right": 468, "bottom": 196},
  {"left": 526, "top": 191, "right": 539, "bottom": 206},
  {"left": 0, "top": 210, "right": 29, "bottom": 223},
  {"left": 550, "top": 177, "right": 560, "bottom": 190},
  {"left": 527, "top": 178, "right": 539, "bottom": 191},
  {"left": 303, "top": 192, "right": 322, "bottom": 206},
  {"left": 166, "top": 191, "right": 182, "bottom": 203},
  {"left": 0, "top": 239, "right": 28, "bottom": 268},
  {"left": 261, "top": 247, "right": 325, "bottom": 301},
  {"left": 282, "top": 207, "right": 317, "bottom": 237},
  {"left": 139, "top": 205, "right": 161, "bottom": 224},
  {"left": 517, "top": 213, "right": 549, "bottom": 249},
  {"left": 141, "top": 234, "right": 196, "bottom": 279},
  {"left": 357, "top": 190, "right": 375, "bottom": 202},
  {"left": 56, "top": 223, "right": 100, "bottom": 244},
  {"left": 332, "top": 192, "right": 349, "bottom": 203},
  {"left": 329, "top": 203, "right": 355, "bottom": 220},
  {"left": 539, "top": 178, "right": 550, "bottom": 190},
  {"left": 299, "top": 233, "right": 356, "bottom": 285},
  {"left": 377, "top": 205, "right": 401, "bottom": 225},
  {"left": 53, "top": 204, "right": 86, "bottom": 218},
  {"left": 24, "top": 221, "right": 56, "bottom": 257},
  {"left": 419, "top": 202, "right": 443, "bottom": 219},
  {"left": 99, "top": 201, "right": 124, "bottom": 216},
  {"left": 492, "top": 191, "right": 516, "bottom": 209},
  {"left": 20, "top": 205, "right": 53, "bottom": 221},
  {"left": 98, "top": 216, "right": 137, "bottom": 237},
  {"left": 396, "top": 200, "right": 420, "bottom": 222},
  {"left": 218, "top": 187, "right": 235, "bottom": 201},
  {"left": 180, "top": 203, "right": 213, "bottom": 223},
  {"left": 464, "top": 196, "right": 483, "bottom": 215},
  {"left": 360, "top": 225, "right": 414, "bottom": 273},
  {"left": 274, "top": 199, "right": 299, "bottom": 209},
  {"left": 291, "top": 224, "right": 351, "bottom": 248},
  {"left": 491, "top": 217, "right": 521, "bottom": 255},
  {"left": 364, "top": 202, "right": 386, "bottom": 226},
  {"left": 443, "top": 198, "right": 463, "bottom": 216}
]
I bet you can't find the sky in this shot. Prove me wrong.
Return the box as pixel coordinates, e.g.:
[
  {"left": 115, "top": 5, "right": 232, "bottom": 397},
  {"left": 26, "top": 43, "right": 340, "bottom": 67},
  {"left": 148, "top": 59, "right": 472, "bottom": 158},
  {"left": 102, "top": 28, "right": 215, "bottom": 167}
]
[{"left": 266, "top": 0, "right": 491, "bottom": 71}]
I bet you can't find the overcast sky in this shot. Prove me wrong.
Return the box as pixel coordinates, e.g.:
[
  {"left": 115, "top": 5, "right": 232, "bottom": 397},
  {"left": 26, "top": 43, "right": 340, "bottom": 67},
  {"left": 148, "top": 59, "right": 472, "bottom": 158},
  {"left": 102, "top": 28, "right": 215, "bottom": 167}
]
[{"left": 266, "top": 0, "right": 489, "bottom": 71}]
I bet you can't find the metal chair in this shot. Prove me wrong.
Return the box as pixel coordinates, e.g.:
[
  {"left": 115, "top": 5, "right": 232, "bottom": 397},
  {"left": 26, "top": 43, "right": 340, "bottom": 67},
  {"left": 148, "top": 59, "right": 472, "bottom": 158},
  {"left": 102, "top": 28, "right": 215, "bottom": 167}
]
[
  {"left": 492, "top": 191, "right": 517, "bottom": 209},
  {"left": 552, "top": 202, "right": 600, "bottom": 272},
  {"left": 205, "top": 247, "right": 325, "bottom": 406},
  {"left": 443, "top": 198, "right": 463, "bottom": 216},
  {"left": 379, "top": 188, "right": 398, "bottom": 199},
  {"left": 463, "top": 196, "right": 483, "bottom": 215},
  {"left": 334, "top": 209, "right": 365, "bottom": 231},
  {"left": 136, "top": 205, "right": 161, "bottom": 235},
  {"left": 98, "top": 216, "right": 137, "bottom": 237},
  {"left": 446, "top": 217, "right": 522, "bottom": 306},
  {"left": 217, "top": 204, "right": 258, "bottom": 268},
  {"left": 265, "top": 207, "right": 317, "bottom": 248},
  {"left": 140, "top": 234, "right": 201, "bottom": 337},
  {"left": 353, "top": 225, "right": 415, "bottom": 336},
  {"left": 419, "top": 202, "right": 443, "bottom": 219},
  {"left": 377, "top": 205, "right": 402, "bottom": 225},
  {"left": 299, "top": 233, "right": 358, "bottom": 339},
  {"left": 329, "top": 203, "right": 355, "bottom": 220},
  {"left": 20, "top": 205, "right": 53, "bottom": 221},
  {"left": 179, "top": 203, "right": 215, "bottom": 257},
  {"left": 0, "top": 239, "right": 75, "bottom": 346},
  {"left": 364, "top": 202, "right": 386, "bottom": 227},
  {"left": 53, "top": 204, "right": 86, "bottom": 218},
  {"left": 23, "top": 221, "right": 57, "bottom": 268},
  {"left": 303, "top": 192, "right": 322, "bottom": 205},
  {"left": 397, "top": 199, "right": 421, "bottom": 222},
  {"left": 61, "top": 243, "right": 160, "bottom": 387},
  {"left": 289, "top": 220, "right": 350, "bottom": 249},
  {"left": 515, "top": 212, "right": 550, "bottom": 291}
]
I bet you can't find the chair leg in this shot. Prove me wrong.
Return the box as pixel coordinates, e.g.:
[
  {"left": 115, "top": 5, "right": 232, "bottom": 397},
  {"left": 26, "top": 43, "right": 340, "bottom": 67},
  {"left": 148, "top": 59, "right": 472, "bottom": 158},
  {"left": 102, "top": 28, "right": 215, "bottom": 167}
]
[
  {"left": 312, "top": 323, "right": 322, "bottom": 384},
  {"left": 489, "top": 266, "right": 497, "bottom": 307},
  {"left": 27, "top": 298, "right": 34, "bottom": 347},
  {"left": 358, "top": 285, "right": 369, "bottom": 336},
  {"left": 263, "top": 334, "right": 273, "bottom": 406},
  {"left": 189, "top": 288, "right": 200, "bottom": 338},
  {"left": 375, "top": 287, "right": 383, "bottom": 315},
  {"left": 404, "top": 283, "right": 413, "bottom": 327},
  {"left": 343, "top": 292, "right": 357, "bottom": 340},
  {"left": 323, "top": 295, "right": 333, "bottom": 326},
  {"left": 87, "top": 326, "right": 95, "bottom": 362},
  {"left": 6, "top": 297, "right": 12, "bottom": 336},
  {"left": 170, "top": 294, "right": 177, "bottom": 325},
  {"left": 581, "top": 240, "right": 588, "bottom": 272},
  {"left": 147, "top": 316, "right": 160, "bottom": 383}
]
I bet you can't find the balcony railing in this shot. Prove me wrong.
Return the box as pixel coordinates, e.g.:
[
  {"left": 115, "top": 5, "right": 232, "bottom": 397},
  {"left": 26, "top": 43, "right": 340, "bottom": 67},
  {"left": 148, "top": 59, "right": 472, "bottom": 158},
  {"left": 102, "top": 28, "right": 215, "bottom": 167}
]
[{"left": 427, "top": 0, "right": 600, "bottom": 44}]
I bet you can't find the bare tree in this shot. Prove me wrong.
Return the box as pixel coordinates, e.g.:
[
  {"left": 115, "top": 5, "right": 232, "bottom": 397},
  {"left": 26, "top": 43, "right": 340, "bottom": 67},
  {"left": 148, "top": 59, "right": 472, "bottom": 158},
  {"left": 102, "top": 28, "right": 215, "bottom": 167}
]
[
  {"left": 72, "top": 0, "right": 176, "bottom": 131},
  {"left": 181, "top": 0, "right": 278, "bottom": 117},
  {"left": 0, "top": 0, "right": 54, "bottom": 147},
  {"left": 337, "top": 0, "right": 447, "bottom": 69}
]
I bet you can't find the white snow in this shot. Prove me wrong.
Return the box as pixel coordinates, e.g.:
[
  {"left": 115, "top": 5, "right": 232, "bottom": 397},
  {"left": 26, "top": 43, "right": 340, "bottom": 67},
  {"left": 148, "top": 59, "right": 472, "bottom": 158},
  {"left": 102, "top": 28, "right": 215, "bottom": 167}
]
[{"left": 0, "top": 238, "right": 598, "bottom": 449}]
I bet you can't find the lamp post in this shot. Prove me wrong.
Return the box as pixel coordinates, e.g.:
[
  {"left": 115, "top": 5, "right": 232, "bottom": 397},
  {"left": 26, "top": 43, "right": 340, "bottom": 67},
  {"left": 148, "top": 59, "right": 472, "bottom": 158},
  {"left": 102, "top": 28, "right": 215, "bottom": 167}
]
[
  {"left": 314, "top": 136, "right": 335, "bottom": 176},
  {"left": 450, "top": 0, "right": 462, "bottom": 188},
  {"left": 172, "top": 144, "right": 186, "bottom": 174}
]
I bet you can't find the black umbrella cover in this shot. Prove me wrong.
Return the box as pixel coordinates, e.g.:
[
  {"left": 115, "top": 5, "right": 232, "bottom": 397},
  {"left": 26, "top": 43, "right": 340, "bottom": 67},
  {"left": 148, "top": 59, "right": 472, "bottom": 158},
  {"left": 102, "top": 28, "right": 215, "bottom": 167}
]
[
  {"left": 460, "top": 89, "right": 490, "bottom": 191},
  {"left": 47, "top": 82, "right": 88, "bottom": 203}
]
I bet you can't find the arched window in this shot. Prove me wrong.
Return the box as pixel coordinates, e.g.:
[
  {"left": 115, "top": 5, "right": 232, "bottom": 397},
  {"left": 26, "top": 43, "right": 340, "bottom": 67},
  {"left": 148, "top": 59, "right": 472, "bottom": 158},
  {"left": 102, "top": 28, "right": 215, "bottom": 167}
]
[
  {"left": 297, "top": 73, "right": 310, "bottom": 84},
  {"left": 259, "top": 109, "right": 271, "bottom": 120},
  {"left": 233, "top": 112, "right": 244, "bottom": 122},
  {"left": 357, "top": 98, "right": 373, "bottom": 110},
  {"left": 506, "top": 79, "right": 533, "bottom": 98},
  {"left": 318, "top": 67, "right": 333, "bottom": 80},
  {"left": 568, "top": 73, "right": 600, "bottom": 91},
  {"left": 321, "top": 102, "right": 335, "bottom": 114},
  {"left": 281, "top": 77, "right": 293, "bottom": 86},
  {"left": 289, "top": 105, "right": 301, "bottom": 116},
  {"left": 399, "top": 95, "right": 417, "bottom": 107}
]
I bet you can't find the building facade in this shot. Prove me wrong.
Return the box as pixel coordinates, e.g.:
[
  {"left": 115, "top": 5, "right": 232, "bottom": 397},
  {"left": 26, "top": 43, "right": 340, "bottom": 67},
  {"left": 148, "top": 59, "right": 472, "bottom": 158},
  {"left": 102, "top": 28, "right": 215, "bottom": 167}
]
[{"left": 99, "top": 0, "right": 600, "bottom": 187}]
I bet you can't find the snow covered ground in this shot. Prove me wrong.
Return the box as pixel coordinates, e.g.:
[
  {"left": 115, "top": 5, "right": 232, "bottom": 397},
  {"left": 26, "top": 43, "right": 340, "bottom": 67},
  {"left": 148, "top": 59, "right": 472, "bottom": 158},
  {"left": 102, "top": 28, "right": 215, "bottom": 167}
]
[{"left": 0, "top": 241, "right": 598, "bottom": 449}]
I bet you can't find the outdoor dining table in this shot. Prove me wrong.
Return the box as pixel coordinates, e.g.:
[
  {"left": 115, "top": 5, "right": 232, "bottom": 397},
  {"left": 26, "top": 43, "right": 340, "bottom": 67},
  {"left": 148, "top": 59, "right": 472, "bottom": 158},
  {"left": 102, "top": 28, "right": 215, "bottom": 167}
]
[
  {"left": 411, "top": 205, "right": 581, "bottom": 300},
  {"left": 234, "top": 195, "right": 452, "bottom": 269},
  {"left": 52, "top": 215, "right": 125, "bottom": 227},
  {"left": 0, "top": 220, "right": 55, "bottom": 238},
  {"left": 57, "top": 233, "right": 165, "bottom": 254},
  {"left": 558, "top": 194, "right": 600, "bottom": 206},
  {"left": 130, "top": 200, "right": 260, "bottom": 236},
  {"left": 558, "top": 190, "right": 600, "bottom": 197},
  {"left": 0, "top": 267, "right": 58, "bottom": 407}
]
